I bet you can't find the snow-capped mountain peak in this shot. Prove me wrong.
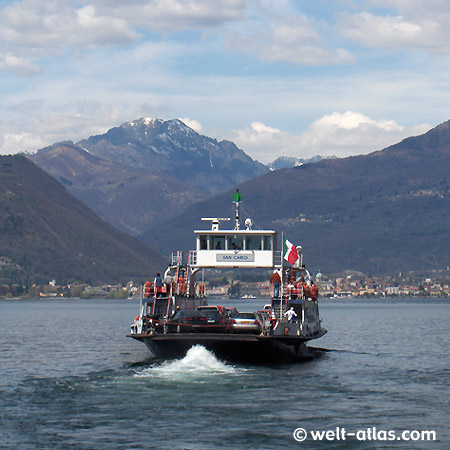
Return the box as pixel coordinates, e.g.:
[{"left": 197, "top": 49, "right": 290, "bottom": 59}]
[{"left": 76, "top": 117, "right": 268, "bottom": 195}]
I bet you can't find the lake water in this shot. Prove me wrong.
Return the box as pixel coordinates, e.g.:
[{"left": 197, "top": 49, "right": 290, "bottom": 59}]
[{"left": 0, "top": 297, "right": 449, "bottom": 449}]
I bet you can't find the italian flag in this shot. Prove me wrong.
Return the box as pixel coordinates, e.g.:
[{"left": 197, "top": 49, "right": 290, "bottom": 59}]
[{"left": 283, "top": 237, "right": 299, "bottom": 264}]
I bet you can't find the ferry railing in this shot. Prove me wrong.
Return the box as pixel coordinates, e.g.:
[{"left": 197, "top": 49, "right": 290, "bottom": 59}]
[
  {"left": 194, "top": 282, "right": 207, "bottom": 297},
  {"left": 256, "top": 313, "right": 272, "bottom": 335},
  {"left": 171, "top": 251, "right": 183, "bottom": 267},
  {"left": 270, "top": 298, "right": 286, "bottom": 321},
  {"left": 188, "top": 250, "right": 197, "bottom": 267}
]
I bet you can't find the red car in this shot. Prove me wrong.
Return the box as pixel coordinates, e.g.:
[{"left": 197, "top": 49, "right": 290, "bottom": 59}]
[{"left": 166, "top": 310, "right": 207, "bottom": 333}]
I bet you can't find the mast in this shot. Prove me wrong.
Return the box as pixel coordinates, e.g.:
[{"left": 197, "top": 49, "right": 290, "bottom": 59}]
[
  {"left": 233, "top": 189, "right": 242, "bottom": 230},
  {"left": 280, "top": 231, "right": 285, "bottom": 318},
  {"left": 280, "top": 231, "right": 284, "bottom": 287}
]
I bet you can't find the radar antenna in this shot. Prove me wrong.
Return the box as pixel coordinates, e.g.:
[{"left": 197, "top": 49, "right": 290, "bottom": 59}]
[{"left": 201, "top": 217, "right": 230, "bottom": 231}]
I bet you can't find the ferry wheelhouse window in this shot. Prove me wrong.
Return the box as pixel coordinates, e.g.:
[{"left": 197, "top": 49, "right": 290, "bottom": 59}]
[
  {"left": 211, "top": 235, "right": 225, "bottom": 250},
  {"left": 263, "top": 235, "right": 272, "bottom": 250},
  {"left": 245, "top": 235, "right": 262, "bottom": 250},
  {"left": 227, "top": 235, "right": 243, "bottom": 250},
  {"left": 199, "top": 235, "right": 208, "bottom": 250}
]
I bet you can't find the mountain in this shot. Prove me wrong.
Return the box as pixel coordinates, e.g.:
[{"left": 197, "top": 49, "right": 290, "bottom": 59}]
[
  {"left": 31, "top": 118, "right": 268, "bottom": 234},
  {"left": 139, "top": 120, "right": 450, "bottom": 276},
  {"left": 31, "top": 141, "right": 207, "bottom": 235},
  {"left": 77, "top": 118, "right": 268, "bottom": 195},
  {"left": 267, "top": 155, "right": 329, "bottom": 170},
  {"left": 0, "top": 155, "right": 166, "bottom": 285}
]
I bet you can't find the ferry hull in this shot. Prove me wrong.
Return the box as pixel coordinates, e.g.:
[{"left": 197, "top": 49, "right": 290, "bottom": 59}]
[{"left": 129, "top": 330, "right": 327, "bottom": 363}]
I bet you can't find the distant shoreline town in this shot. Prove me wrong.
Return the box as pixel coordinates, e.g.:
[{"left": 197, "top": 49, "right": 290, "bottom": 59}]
[{"left": 1, "top": 271, "right": 450, "bottom": 299}]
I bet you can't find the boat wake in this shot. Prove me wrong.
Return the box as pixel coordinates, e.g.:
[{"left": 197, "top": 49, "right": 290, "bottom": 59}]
[
  {"left": 133, "top": 345, "right": 243, "bottom": 382},
  {"left": 308, "top": 346, "right": 374, "bottom": 356}
]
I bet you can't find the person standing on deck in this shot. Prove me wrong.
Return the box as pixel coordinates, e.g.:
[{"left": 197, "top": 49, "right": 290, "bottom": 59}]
[
  {"left": 270, "top": 270, "right": 281, "bottom": 298},
  {"left": 154, "top": 273, "right": 163, "bottom": 297},
  {"left": 284, "top": 307, "right": 297, "bottom": 322},
  {"left": 303, "top": 280, "right": 311, "bottom": 300},
  {"left": 178, "top": 272, "right": 186, "bottom": 295},
  {"left": 164, "top": 273, "right": 173, "bottom": 295},
  {"left": 310, "top": 281, "right": 319, "bottom": 301},
  {"left": 295, "top": 276, "right": 304, "bottom": 299}
]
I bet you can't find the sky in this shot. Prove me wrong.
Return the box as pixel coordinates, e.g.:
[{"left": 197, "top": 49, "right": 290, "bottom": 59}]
[{"left": 1, "top": 0, "right": 450, "bottom": 164}]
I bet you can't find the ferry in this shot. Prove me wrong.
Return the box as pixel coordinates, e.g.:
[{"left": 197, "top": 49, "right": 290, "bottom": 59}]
[{"left": 128, "top": 191, "right": 327, "bottom": 362}]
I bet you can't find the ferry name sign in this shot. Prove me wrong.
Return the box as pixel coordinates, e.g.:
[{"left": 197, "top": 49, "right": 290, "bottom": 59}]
[{"left": 216, "top": 253, "right": 255, "bottom": 262}]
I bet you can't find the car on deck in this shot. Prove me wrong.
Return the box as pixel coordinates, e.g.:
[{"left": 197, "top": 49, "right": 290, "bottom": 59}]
[
  {"left": 197, "top": 306, "right": 233, "bottom": 332},
  {"left": 231, "top": 312, "right": 261, "bottom": 334},
  {"left": 166, "top": 310, "right": 207, "bottom": 333}
]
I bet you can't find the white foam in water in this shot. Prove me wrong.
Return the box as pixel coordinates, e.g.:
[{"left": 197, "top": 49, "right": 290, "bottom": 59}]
[{"left": 134, "top": 345, "right": 241, "bottom": 381}]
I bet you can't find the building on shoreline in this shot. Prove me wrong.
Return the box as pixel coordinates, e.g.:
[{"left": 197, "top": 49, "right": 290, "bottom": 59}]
[{"left": 1, "top": 272, "right": 450, "bottom": 299}]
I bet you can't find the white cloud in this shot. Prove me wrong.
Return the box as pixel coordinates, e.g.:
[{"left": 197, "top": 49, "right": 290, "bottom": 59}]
[
  {"left": 0, "top": 132, "right": 47, "bottom": 156},
  {"left": 0, "top": 0, "right": 138, "bottom": 58},
  {"left": 0, "top": 0, "right": 245, "bottom": 75},
  {"left": 0, "top": 0, "right": 244, "bottom": 51},
  {"left": 0, "top": 102, "right": 131, "bottom": 155},
  {"left": 0, "top": 103, "right": 434, "bottom": 163},
  {"left": 229, "top": 112, "right": 431, "bottom": 164},
  {"left": 179, "top": 117, "right": 203, "bottom": 132},
  {"left": 0, "top": 0, "right": 447, "bottom": 162},
  {"left": 73, "top": 5, "right": 139, "bottom": 47},
  {"left": 102, "top": 0, "right": 245, "bottom": 30},
  {"left": 337, "top": 3, "right": 450, "bottom": 53},
  {"left": 311, "top": 111, "right": 403, "bottom": 132},
  {"left": 0, "top": 51, "right": 41, "bottom": 76},
  {"left": 369, "top": 0, "right": 450, "bottom": 16},
  {"left": 227, "top": 15, "right": 354, "bottom": 66}
]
